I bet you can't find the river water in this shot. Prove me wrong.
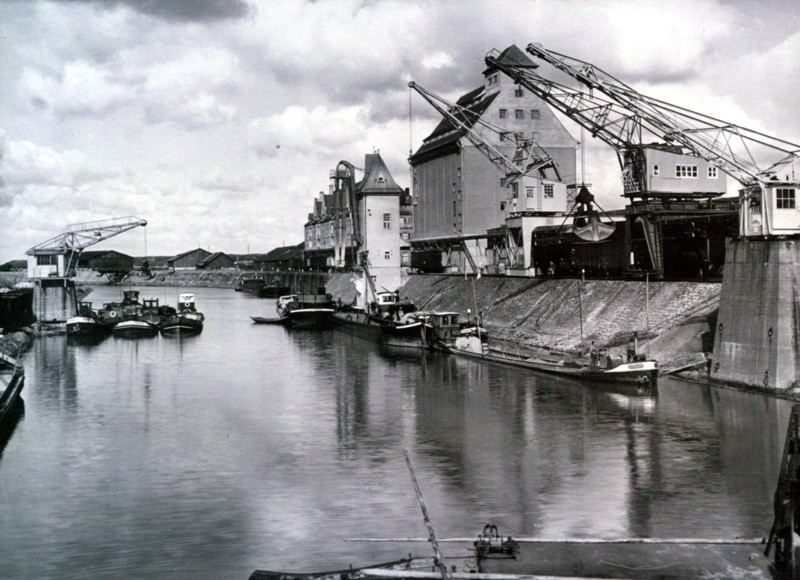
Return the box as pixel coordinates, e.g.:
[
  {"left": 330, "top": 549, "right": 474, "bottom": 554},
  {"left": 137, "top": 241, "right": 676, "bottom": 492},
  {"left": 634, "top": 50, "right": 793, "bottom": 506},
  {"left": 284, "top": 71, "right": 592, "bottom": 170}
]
[{"left": 0, "top": 286, "right": 791, "bottom": 579}]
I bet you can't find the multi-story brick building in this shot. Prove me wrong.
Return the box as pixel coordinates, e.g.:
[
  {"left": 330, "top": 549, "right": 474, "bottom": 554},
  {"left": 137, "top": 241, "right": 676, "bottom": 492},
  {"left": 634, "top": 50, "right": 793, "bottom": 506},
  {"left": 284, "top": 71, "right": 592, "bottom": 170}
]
[{"left": 409, "top": 45, "right": 578, "bottom": 274}]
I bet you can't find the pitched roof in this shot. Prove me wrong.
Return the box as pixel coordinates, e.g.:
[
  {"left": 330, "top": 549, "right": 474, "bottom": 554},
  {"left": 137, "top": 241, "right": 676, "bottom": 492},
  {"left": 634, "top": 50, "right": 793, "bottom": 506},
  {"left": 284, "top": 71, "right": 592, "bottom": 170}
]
[
  {"left": 169, "top": 248, "right": 210, "bottom": 262},
  {"left": 356, "top": 153, "right": 404, "bottom": 195},
  {"left": 196, "top": 251, "right": 233, "bottom": 266},
  {"left": 409, "top": 87, "right": 499, "bottom": 164},
  {"left": 483, "top": 44, "right": 538, "bottom": 75},
  {"left": 262, "top": 243, "right": 304, "bottom": 261}
]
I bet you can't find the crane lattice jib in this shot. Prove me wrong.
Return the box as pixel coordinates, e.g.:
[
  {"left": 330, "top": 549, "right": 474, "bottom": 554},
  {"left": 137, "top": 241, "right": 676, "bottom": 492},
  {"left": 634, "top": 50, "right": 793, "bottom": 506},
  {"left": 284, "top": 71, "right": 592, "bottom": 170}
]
[
  {"left": 27, "top": 216, "right": 147, "bottom": 254},
  {"left": 520, "top": 44, "right": 800, "bottom": 187},
  {"left": 408, "top": 81, "right": 560, "bottom": 183}
]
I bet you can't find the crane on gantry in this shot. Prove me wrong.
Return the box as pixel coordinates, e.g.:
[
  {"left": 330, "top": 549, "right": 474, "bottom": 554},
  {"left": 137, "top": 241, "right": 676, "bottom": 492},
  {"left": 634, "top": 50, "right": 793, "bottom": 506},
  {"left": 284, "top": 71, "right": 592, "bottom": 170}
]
[
  {"left": 485, "top": 43, "right": 800, "bottom": 238},
  {"left": 26, "top": 216, "right": 148, "bottom": 280}
]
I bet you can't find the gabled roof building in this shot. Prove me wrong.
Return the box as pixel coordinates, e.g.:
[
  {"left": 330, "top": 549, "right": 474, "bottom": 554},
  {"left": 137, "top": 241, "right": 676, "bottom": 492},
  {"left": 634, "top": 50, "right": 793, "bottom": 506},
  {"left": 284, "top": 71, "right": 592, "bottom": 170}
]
[{"left": 409, "top": 44, "right": 578, "bottom": 274}]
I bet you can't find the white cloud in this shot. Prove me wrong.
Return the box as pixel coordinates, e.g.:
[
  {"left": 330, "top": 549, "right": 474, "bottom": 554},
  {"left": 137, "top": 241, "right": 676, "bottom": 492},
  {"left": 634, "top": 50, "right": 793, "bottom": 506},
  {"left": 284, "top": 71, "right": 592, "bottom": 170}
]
[{"left": 1, "top": 0, "right": 799, "bottom": 262}]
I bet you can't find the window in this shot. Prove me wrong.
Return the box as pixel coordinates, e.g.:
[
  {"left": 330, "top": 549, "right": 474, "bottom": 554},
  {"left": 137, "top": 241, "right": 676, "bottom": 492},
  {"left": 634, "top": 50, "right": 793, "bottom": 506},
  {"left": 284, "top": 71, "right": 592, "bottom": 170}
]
[
  {"left": 708, "top": 166, "right": 718, "bottom": 178},
  {"left": 510, "top": 182, "right": 519, "bottom": 198},
  {"left": 37, "top": 255, "right": 57, "bottom": 266},
  {"left": 653, "top": 165, "right": 660, "bottom": 176},
  {"left": 515, "top": 88, "right": 523, "bottom": 97},
  {"left": 777, "top": 188, "right": 796, "bottom": 209},
  {"left": 675, "top": 165, "right": 698, "bottom": 178},
  {"left": 531, "top": 109, "right": 540, "bottom": 119},
  {"left": 384, "top": 251, "right": 392, "bottom": 260},
  {"left": 515, "top": 109, "right": 524, "bottom": 119},
  {"left": 500, "top": 202, "right": 506, "bottom": 211},
  {"left": 526, "top": 187, "right": 535, "bottom": 198},
  {"left": 499, "top": 109, "right": 507, "bottom": 119},
  {"left": 383, "top": 213, "right": 391, "bottom": 229},
  {"left": 400, "top": 232, "right": 409, "bottom": 240},
  {"left": 544, "top": 184, "right": 554, "bottom": 198},
  {"left": 453, "top": 200, "right": 457, "bottom": 216}
]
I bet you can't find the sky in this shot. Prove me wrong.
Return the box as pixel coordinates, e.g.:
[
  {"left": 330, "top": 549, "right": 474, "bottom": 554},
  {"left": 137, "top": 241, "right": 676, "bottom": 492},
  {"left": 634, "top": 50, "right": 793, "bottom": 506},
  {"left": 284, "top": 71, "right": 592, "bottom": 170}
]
[{"left": 1, "top": 0, "right": 799, "bottom": 263}]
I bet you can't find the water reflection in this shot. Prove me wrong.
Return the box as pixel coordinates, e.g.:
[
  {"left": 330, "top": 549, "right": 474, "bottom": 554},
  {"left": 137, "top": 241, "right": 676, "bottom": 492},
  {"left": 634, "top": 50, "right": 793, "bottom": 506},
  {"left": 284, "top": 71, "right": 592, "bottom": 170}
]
[{"left": 0, "top": 287, "right": 793, "bottom": 579}]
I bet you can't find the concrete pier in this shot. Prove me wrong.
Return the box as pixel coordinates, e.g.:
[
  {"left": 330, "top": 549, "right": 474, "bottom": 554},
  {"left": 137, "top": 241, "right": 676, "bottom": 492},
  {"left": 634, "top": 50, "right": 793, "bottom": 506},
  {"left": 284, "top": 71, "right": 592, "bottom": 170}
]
[
  {"left": 31, "top": 277, "right": 79, "bottom": 323},
  {"left": 711, "top": 237, "right": 800, "bottom": 391}
]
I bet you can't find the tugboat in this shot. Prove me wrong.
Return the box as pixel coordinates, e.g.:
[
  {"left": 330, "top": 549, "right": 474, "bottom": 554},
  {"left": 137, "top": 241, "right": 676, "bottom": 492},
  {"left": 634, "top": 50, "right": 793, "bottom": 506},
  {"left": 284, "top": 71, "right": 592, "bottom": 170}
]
[
  {"left": 66, "top": 301, "right": 107, "bottom": 336},
  {"left": 96, "top": 290, "right": 159, "bottom": 336},
  {"left": 160, "top": 293, "right": 204, "bottom": 335}
]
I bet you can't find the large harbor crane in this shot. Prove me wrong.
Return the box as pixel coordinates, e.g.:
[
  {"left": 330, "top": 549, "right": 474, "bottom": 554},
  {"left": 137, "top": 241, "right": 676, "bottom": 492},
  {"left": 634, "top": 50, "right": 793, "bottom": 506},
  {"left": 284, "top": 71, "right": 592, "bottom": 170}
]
[{"left": 485, "top": 44, "right": 800, "bottom": 238}]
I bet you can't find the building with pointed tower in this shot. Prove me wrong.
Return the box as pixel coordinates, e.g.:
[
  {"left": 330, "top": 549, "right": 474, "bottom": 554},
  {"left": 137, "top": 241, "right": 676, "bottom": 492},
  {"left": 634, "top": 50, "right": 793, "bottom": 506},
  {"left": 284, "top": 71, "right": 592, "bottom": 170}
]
[
  {"left": 409, "top": 44, "right": 578, "bottom": 274},
  {"left": 305, "top": 152, "right": 406, "bottom": 291},
  {"left": 353, "top": 152, "right": 405, "bottom": 292}
]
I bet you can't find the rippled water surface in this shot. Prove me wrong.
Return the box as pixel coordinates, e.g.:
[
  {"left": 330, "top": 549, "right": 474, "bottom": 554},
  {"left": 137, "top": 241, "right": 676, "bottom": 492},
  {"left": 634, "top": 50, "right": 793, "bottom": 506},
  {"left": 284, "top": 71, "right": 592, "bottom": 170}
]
[{"left": 0, "top": 286, "right": 791, "bottom": 579}]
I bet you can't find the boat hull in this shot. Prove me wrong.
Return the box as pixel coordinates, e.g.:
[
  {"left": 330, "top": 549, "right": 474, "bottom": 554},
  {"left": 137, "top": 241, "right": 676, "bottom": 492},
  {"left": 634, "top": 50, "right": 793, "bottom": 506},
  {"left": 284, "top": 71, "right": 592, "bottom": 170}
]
[
  {"left": 65, "top": 316, "right": 105, "bottom": 336},
  {"left": 160, "top": 313, "right": 204, "bottom": 335},
  {"left": 112, "top": 319, "right": 158, "bottom": 336},
  {"left": 332, "top": 310, "right": 428, "bottom": 348},
  {"left": 287, "top": 308, "right": 334, "bottom": 329},
  {"left": 444, "top": 339, "right": 657, "bottom": 388}
]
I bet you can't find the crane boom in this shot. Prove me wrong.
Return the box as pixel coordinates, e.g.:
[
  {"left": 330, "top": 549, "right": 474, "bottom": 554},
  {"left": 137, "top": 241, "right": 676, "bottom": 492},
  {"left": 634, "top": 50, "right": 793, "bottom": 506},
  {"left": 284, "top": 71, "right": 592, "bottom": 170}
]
[
  {"left": 522, "top": 43, "right": 800, "bottom": 187},
  {"left": 408, "top": 81, "right": 560, "bottom": 185},
  {"left": 27, "top": 216, "right": 147, "bottom": 278},
  {"left": 487, "top": 43, "right": 800, "bottom": 236}
]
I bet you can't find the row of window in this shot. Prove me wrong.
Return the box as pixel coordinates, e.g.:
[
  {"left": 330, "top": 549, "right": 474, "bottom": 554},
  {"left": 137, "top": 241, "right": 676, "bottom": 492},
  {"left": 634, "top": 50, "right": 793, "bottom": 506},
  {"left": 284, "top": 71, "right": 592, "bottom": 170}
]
[
  {"left": 652, "top": 164, "right": 719, "bottom": 179},
  {"left": 499, "top": 109, "right": 540, "bottom": 120}
]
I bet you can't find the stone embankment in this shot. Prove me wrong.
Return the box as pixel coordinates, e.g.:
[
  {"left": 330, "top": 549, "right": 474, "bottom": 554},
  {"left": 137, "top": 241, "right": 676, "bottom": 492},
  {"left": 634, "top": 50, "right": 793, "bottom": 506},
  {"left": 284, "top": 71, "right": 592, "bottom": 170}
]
[{"left": 327, "top": 272, "right": 719, "bottom": 373}]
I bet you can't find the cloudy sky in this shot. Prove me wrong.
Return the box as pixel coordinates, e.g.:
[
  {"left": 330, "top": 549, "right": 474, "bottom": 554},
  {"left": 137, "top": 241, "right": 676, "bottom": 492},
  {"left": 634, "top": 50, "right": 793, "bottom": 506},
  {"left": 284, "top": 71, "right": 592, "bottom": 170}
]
[{"left": 1, "top": 0, "right": 798, "bottom": 263}]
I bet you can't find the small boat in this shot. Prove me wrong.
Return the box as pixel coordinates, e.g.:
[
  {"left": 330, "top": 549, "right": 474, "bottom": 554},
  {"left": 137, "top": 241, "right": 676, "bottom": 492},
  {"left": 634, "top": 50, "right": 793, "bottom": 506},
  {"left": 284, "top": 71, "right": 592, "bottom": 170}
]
[
  {"left": 251, "top": 316, "right": 289, "bottom": 325},
  {"left": 277, "top": 292, "right": 335, "bottom": 329},
  {"left": 331, "top": 294, "right": 427, "bottom": 348},
  {"left": 160, "top": 293, "right": 204, "bottom": 335},
  {"left": 0, "top": 351, "right": 25, "bottom": 426},
  {"left": 258, "top": 284, "right": 291, "bottom": 299},
  {"left": 66, "top": 301, "right": 110, "bottom": 336},
  {"left": 236, "top": 274, "right": 264, "bottom": 293},
  {"left": 427, "top": 312, "right": 658, "bottom": 387}
]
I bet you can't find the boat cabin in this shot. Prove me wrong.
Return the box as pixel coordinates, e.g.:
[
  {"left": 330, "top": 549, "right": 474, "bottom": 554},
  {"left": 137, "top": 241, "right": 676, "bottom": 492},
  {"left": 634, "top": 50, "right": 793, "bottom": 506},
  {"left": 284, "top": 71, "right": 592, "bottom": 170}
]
[{"left": 420, "top": 311, "right": 462, "bottom": 342}]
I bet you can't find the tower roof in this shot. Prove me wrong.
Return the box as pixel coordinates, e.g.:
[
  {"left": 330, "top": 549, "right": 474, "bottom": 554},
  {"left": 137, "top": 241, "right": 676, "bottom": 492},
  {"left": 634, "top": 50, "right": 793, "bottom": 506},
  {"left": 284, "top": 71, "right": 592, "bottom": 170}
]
[{"left": 357, "top": 153, "right": 403, "bottom": 195}]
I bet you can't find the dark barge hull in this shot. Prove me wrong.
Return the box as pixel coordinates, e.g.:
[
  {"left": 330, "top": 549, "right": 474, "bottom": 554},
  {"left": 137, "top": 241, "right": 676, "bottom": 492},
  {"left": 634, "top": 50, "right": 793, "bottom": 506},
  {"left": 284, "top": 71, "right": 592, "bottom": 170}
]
[
  {"left": 287, "top": 308, "right": 334, "bottom": 329},
  {"left": 0, "top": 353, "right": 25, "bottom": 426},
  {"left": 332, "top": 311, "right": 427, "bottom": 348},
  {"left": 444, "top": 343, "right": 657, "bottom": 388}
]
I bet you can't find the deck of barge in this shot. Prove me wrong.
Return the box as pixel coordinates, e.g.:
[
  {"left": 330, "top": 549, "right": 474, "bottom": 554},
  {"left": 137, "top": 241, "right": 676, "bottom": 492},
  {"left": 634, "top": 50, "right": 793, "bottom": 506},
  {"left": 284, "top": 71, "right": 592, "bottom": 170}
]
[{"left": 481, "top": 539, "right": 773, "bottom": 579}]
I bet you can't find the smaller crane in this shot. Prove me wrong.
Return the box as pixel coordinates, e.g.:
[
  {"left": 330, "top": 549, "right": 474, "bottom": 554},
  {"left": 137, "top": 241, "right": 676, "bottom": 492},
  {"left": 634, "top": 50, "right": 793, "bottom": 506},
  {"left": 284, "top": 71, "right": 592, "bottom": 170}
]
[{"left": 26, "top": 216, "right": 147, "bottom": 279}]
